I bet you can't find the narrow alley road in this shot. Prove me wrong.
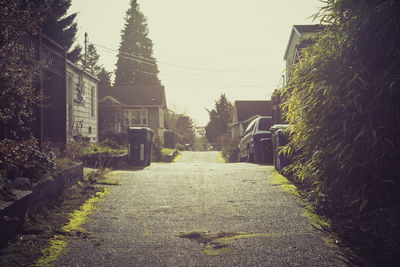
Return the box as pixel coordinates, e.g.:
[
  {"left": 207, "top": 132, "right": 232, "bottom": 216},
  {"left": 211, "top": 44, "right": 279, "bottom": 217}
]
[{"left": 57, "top": 151, "right": 342, "bottom": 266}]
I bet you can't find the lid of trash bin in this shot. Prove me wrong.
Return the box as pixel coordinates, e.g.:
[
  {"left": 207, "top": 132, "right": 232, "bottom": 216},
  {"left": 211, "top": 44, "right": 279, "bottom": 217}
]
[
  {"left": 270, "top": 124, "right": 289, "bottom": 131},
  {"left": 127, "top": 127, "right": 153, "bottom": 132}
]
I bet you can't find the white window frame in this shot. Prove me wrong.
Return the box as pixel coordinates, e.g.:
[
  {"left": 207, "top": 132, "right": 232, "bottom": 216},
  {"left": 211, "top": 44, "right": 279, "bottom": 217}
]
[
  {"left": 125, "top": 108, "right": 148, "bottom": 126},
  {"left": 141, "top": 109, "right": 148, "bottom": 126}
]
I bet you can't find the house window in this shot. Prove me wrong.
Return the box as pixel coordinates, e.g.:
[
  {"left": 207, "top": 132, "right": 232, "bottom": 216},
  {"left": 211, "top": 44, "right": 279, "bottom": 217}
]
[
  {"left": 116, "top": 122, "right": 121, "bottom": 133},
  {"left": 130, "top": 110, "right": 141, "bottom": 125},
  {"left": 125, "top": 109, "right": 148, "bottom": 126},
  {"left": 142, "top": 109, "right": 148, "bottom": 125},
  {"left": 90, "top": 86, "right": 95, "bottom": 117}
]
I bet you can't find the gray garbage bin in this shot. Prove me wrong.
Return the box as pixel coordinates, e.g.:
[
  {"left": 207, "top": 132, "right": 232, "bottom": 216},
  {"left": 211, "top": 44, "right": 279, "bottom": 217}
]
[
  {"left": 127, "top": 127, "right": 153, "bottom": 166},
  {"left": 271, "top": 124, "right": 288, "bottom": 171},
  {"left": 260, "top": 138, "right": 273, "bottom": 164},
  {"left": 276, "top": 129, "right": 289, "bottom": 171}
]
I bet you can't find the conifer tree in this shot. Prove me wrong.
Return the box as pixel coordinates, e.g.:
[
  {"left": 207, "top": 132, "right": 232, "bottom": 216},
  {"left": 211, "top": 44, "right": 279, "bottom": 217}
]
[
  {"left": 205, "top": 94, "right": 233, "bottom": 148},
  {"left": 97, "top": 67, "right": 112, "bottom": 99},
  {"left": 114, "top": 0, "right": 160, "bottom": 86},
  {"left": 83, "top": 43, "right": 101, "bottom": 76},
  {"left": 36, "top": 0, "right": 81, "bottom": 62}
]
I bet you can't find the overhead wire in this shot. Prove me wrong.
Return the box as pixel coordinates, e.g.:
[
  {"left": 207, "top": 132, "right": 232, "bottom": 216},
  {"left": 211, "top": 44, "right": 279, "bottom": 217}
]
[{"left": 92, "top": 42, "right": 282, "bottom": 74}]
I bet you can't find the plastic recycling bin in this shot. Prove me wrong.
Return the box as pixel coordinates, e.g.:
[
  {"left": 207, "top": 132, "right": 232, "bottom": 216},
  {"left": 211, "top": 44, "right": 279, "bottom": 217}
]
[
  {"left": 276, "top": 129, "right": 289, "bottom": 171},
  {"left": 259, "top": 138, "right": 273, "bottom": 164},
  {"left": 271, "top": 124, "right": 289, "bottom": 171},
  {"left": 127, "top": 127, "right": 153, "bottom": 166}
]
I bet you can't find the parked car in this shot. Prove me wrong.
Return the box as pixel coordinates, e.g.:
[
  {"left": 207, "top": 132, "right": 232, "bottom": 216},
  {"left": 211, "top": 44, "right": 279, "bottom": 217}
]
[{"left": 238, "top": 116, "right": 273, "bottom": 163}]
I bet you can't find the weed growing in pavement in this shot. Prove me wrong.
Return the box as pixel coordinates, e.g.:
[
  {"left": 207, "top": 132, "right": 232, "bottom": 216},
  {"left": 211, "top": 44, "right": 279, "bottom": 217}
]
[
  {"left": 0, "top": 170, "right": 119, "bottom": 266},
  {"left": 35, "top": 189, "right": 110, "bottom": 266},
  {"left": 178, "top": 231, "right": 266, "bottom": 256},
  {"left": 172, "top": 151, "right": 182, "bottom": 163},
  {"left": 217, "top": 152, "right": 226, "bottom": 163}
]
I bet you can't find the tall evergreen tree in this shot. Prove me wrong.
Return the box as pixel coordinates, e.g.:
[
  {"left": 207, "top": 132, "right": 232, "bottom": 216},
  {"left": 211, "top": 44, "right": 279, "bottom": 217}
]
[
  {"left": 175, "top": 115, "right": 196, "bottom": 147},
  {"left": 114, "top": 0, "right": 160, "bottom": 86},
  {"left": 205, "top": 94, "right": 233, "bottom": 148},
  {"left": 97, "top": 67, "right": 112, "bottom": 99},
  {"left": 83, "top": 43, "right": 101, "bottom": 76},
  {"left": 36, "top": 0, "right": 81, "bottom": 62}
]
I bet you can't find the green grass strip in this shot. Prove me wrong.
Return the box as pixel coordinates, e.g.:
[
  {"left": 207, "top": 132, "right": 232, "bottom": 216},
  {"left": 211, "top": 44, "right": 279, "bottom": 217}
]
[
  {"left": 34, "top": 189, "right": 110, "bottom": 267},
  {"left": 217, "top": 152, "right": 226, "bottom": 163}
]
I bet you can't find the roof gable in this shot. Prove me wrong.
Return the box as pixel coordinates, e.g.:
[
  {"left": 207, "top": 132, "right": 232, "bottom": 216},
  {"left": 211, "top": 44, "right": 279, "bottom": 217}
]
[
  {"left": 234, "top": 100, "right": 272, "bottom": 122},
  {"left": 106, "top": 85, "right": 167, "bottom": 107},
  {"left": 99, "top": 96, "right": 122, "bottom": 105},
  {"left": 284, "top": 24, "right": 324, "bottom": 60}
]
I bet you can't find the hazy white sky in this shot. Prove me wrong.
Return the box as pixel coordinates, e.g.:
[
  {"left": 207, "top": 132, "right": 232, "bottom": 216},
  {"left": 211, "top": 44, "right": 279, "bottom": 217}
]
[{"left": 70, "top": 0, "right": 322, "bottom": 126}]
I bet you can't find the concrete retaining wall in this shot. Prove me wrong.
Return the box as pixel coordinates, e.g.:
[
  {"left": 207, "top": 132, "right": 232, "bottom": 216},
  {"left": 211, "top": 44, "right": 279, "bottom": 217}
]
[
  {"left": 81, "top": 153, "right": 128, "bottom": 169},
  {"left": 0, "top": 162, "right": 83, "bottom": 247}
]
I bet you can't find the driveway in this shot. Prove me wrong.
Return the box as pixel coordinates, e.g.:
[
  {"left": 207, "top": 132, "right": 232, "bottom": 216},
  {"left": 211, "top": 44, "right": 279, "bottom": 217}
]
[{"left": 57, "top": 151, "right": 343, "bottom": 266}]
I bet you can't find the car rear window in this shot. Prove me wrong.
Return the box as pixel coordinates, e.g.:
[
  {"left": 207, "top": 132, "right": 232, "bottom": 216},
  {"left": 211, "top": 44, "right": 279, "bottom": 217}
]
[{"left": 258, "top": 118, "right": 272, "bottom": 131}]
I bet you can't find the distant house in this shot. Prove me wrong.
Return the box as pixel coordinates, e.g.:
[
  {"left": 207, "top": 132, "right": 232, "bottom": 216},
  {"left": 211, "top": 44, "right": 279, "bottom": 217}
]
[
  {"left": 272, "top": 24, "right": 324, "bottom": 126},
  {"left": 229, "top": 100, "right": 272, "bottom": 140},
  {"left": 66, "top": 61, "right": 99, "bottom": 142},
  {"left": 99, "top": 85, "right": 167, "bottom": 140},
  {"left": 283, "top": 24, "right": 324, "bottom": 83}
]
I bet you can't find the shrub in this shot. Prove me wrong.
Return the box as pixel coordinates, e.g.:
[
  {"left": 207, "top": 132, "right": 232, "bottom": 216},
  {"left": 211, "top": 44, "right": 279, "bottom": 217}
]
[
  {"left": 175, "top": 143, "right": 185, "bottom": 151},
  {"left": 151, "top": 135, "right": 163, "bottom": 162},
  {"left": 100, "top": 138, "right": 120, "bottom": 150},
  {"left": 0, "top": 138, "right": 55, "bottom": 182},
  {"left": 99, "top": 130, "right": 127, "bottom": 146},
  {"left": 220, "top": 133, "right": 239, "bottom": 162},
  {"left": 281, "top": 0, "right": 400, "bottom": 264}
]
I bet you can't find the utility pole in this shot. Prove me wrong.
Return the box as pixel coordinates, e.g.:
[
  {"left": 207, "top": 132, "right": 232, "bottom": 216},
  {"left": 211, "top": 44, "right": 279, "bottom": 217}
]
[{"left": 84, "top": 32, "right": 88, "bottom": 67}]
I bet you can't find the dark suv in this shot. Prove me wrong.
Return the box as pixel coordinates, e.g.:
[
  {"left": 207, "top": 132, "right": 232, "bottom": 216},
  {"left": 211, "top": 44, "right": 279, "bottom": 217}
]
[{"left": 238, "top": 116, "right": 273, "bottom": 163}]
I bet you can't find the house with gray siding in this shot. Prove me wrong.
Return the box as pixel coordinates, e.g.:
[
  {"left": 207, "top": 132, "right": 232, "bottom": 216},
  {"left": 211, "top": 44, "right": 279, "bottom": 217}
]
[
  {"left": 284, "top": 24, "right": 324, "bottom": 83},
  {"left": 66, "top": 61, "right": 99, "bottom": 142},
  {"left": 99, "top": 85, "right": 167, "bottom": 141}
]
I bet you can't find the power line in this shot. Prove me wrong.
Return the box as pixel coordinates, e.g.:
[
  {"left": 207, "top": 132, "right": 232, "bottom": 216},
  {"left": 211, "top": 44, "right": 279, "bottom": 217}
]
[
  {"left": 92, "top": 42, "right": 282, "bottom": 74},
  {"left": 167, "top": 85, "right": 277, "bottom": 88},
  {"left": 94, "top": 43, "right": 157, "bottom": 64},
  {"left": 156, "top": 50, "right": 283, "bottom": 59}
]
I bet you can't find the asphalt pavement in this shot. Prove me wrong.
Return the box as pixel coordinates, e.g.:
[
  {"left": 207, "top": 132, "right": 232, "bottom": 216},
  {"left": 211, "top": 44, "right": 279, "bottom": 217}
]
[{"left": 56, "top": 151, "right": 343, "bottom": 266}]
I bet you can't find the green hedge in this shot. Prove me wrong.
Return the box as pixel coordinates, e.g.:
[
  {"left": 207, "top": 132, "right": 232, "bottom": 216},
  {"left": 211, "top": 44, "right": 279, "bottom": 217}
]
[{"left": 281, "top": 1, "right": 400, "bottom": 264}]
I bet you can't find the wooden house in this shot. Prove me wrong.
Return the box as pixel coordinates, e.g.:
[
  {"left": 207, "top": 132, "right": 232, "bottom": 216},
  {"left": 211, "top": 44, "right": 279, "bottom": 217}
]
[
  {"left": 99, "top": 85, "right": 167, "bottom": 141},
  {"left": 283, "top": 24, "right": 324, "bottom": 83},
  {"left": 66, "top": 62, "right": 99, "bottom": 142}
]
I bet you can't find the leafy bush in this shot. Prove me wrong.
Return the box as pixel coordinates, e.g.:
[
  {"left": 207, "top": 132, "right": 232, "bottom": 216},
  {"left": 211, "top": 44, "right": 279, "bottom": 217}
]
[
  {"left": 99, "top": 130, "right": 127, "bottom": 146},
  {"left": 100, "top": 138, "right": 120, "bottom": 149},
  {"left": 0, "top": 138, "right": 55, "bottom": 182},
  {"left": 151, "top": 135, "right": 163, "bottom": 162},
  {"left": 281, "top": 0, "right": 400, "bottom": 264},
  {"left": 52, "top": 138, "right": 89, "bottom": 163},
  {"left": 175, "top": 143, "right": 185, "bottom": 151},
  {"left": 161, "top": 148, "right": 174, "bottom": 157},
  {"left": 82, "top": 143, "right": 127, "bottom": 157},
  {"left": 220, "top": 133, "right": 239, "bottom": 162}
]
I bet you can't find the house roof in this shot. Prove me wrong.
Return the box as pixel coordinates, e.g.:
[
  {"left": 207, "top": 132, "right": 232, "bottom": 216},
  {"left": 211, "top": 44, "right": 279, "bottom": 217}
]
[
  {"left": 234, "top": 100, "right": 272, "bottom": 122},
  {"left": 99, "top": 95, "right": 122, "bottom": 106},
  {"left": 66, "top": 60, "right": 99, "bottom": 82},
  {"left": 105, "top": 85, "right": 167, "bottom": 108},
  {"left": 283, "top": 24, "right": 324, "bottom": 60}
]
